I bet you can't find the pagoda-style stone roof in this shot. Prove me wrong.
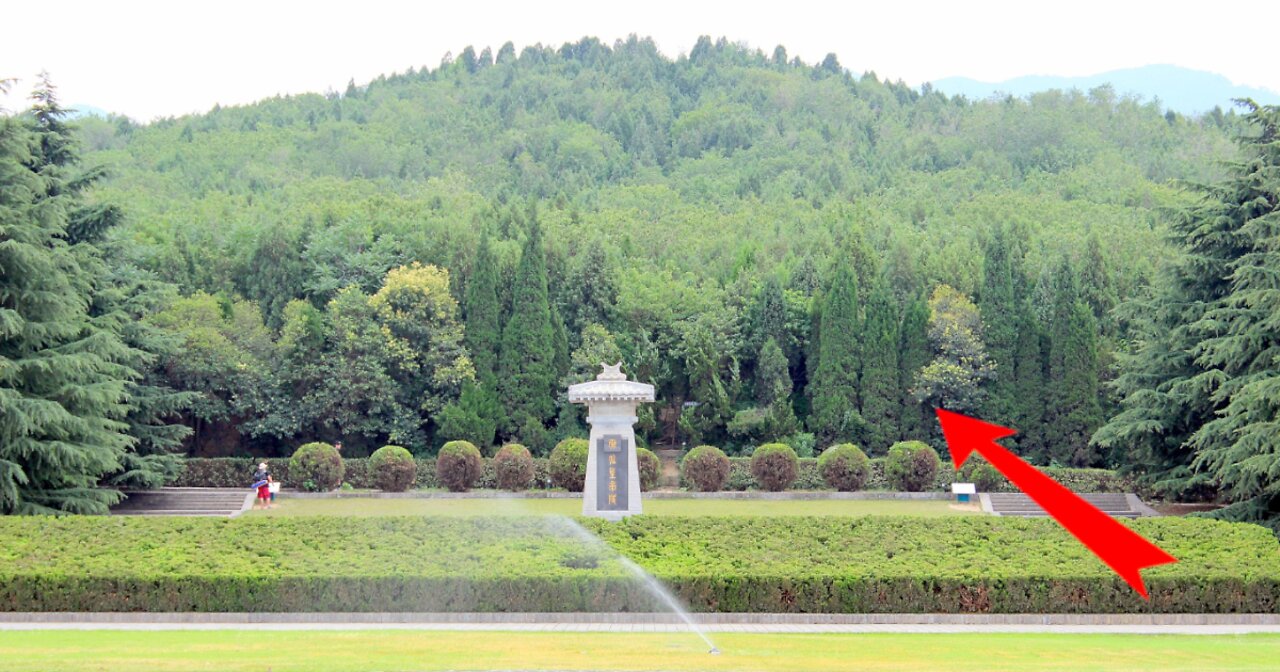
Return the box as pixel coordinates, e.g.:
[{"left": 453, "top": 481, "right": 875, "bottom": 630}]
[{"left": 568, "top": 363, "right": 656, "bottom": 404}]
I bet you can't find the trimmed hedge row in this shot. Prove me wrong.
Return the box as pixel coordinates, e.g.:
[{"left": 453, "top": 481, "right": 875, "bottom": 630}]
[
  {"left": 175, "top": 457, "right": 1140, "bottom": 494},
  {"left": 1, "top": 516, "right": 1275, "bottom": 613},
  {"left": 680, "top": 458, "right": 1142, "bottom": 494},
  {"left": 173, "top": 457, "right": 551, "bottom": 491}
]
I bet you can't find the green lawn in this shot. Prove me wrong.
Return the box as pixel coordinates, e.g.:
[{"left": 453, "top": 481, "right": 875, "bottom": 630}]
[
  {"left": 1, "top": 630, "right": 1275, "bottom": 671},
  {"left": 251, "top": 496, "right": 976, "bottom": 517}
]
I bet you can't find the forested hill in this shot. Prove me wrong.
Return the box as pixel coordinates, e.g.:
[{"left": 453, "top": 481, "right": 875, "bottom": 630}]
[
  {"left": 80, "top": 36, "right": 1236, "bottom": 304},
  {"left": 56, "top": 36, "right": 1245, "bottom": 468}
]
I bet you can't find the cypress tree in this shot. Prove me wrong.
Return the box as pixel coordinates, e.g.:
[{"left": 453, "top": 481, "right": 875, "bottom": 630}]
[
  {"left": 550, "top": 302, "right": 570, "bottom": 382},
  {"left": 0, "top": 83, "right": 138, "bottom": 514},
  {"left": 859, "top": 281, "right": 900, "bottom": 455},
  {"left": 978, "top": 226, "right": 1018, "bottom": 424},
  {"left": 464, "top": 231, "right": 501, "bottom": 386},
  {"left": 1049, "top": 302, "right": 1104, "bottom": 466},
  {"left": 808, "top": 262, "right": 864, "bottom": 446},
  {"left": 750, "top": 276, "right": 790, "bottom": 358},
  {"left": 756, "top": 337, "right": 792, "bottom": 407},
  {"left": 497, "top": 213, "right": 557, "bottom": 437},
  {"left": 897, "top": 294, "right": 931, "bottom": 441},
  {"left": 1010, "top": 303, "right": 1047, "bottom": 460}
]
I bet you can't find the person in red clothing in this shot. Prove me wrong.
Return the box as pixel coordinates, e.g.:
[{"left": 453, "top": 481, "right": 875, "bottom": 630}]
[{"left": 252, "top": 462, "right": 271, "bottom": 509}]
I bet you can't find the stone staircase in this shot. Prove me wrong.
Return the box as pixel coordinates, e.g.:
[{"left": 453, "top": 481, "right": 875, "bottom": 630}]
[
  {"left": 110, "top": 487, "right": 252, "bottom": 517},
  {"left": 983, "top": 492, "right": 1152, "bottom": 518}
]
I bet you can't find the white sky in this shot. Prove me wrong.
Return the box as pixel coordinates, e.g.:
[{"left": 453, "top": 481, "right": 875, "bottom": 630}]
[{"left": 2, "top": 0, "right": 1276, "bottom": 122}]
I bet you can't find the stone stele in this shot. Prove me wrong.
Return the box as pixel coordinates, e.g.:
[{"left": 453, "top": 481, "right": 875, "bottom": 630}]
[{"left": 567, "top": 362, "right": 655, "bottom": 520}]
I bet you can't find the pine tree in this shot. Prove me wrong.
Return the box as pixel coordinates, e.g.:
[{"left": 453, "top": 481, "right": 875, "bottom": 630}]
[
  {"left": 0, "top": 82, "right": 138, "bottom": 513},
  {"left": 1187, "top": 103, "right": 1280, "bottom": 521},
  {"left": 98, "top": 266, "right": 198, "bottom": 489},
  {"left": 808, "top": 262, "right": 864, "bottom": 446},
  {"left": 497, "top": 212, "right": 558, "bottom": 437},
  {"left": 464, "top": 230, "right": 501, "bottom": 386},
  {"left": 897, "top": 294, "right": 931, "bottom": 441},
  {"left": 859, "top": 281, "right": 900, "bottom": 455},
  {"left": 1097, "top": 104, "right": 1280, "bottom": 520}
]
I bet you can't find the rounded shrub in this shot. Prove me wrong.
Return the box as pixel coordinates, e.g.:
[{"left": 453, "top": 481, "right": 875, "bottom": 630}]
[
  {"left": 818, "top": 443, "right": 870, "bottom": 491},
  {"left": 885, "top": 440, "right": 942, "bottom": 492},
  {"left": 368, "top": 445, "right": 417, "bottom": 492},
  {"left": 959, "top": 457, "right": 1005, "bottom": 492},
  {"left": 289, "top": 442, "right": 344, "bottom": 492},
  {"left": 436, "top": 440, "right": 483, "bottom": 492},
  {"left": 750, "top": 443, "right": 798, "bottom": 492},
  {"left": 681, "top": 445, "right": 731, "bottom": 492},
  {"left": 493, "top": 443, "right": 536, "bottom": 491},
  {"left": 549, "top": 438, "right": 589, "bottom": 492},
  {"left": 636, "top": 447, "right": 660, "bottom": 492}
]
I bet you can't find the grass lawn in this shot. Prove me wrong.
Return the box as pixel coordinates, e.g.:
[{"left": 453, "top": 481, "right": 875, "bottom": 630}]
[
  {"left": 1, "top": 630, "right": 1275, "bottom": 671},
  {"left": 250, "top": 496, "right": 976, "bottom": 517}
]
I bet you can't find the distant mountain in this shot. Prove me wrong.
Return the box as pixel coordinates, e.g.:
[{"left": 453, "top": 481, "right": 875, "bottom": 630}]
[
  {"left": 932, "top": 64, "right": 1280, "bottom": 115},
  {"left": 67, "top": 103, "right": 109, "bottom": 119}
]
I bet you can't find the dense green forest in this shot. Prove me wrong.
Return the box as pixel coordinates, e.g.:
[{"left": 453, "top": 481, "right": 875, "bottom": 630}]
[{"left": 3, "top": 37, "right": 1276, "bottom": 524}]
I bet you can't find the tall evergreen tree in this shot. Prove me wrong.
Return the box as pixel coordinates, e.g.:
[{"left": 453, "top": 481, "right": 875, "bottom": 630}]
[
  {"left": 859, "top": 281, "right": 900, "bottom": 454},
  {"left": 897, "top": 293, "right": 931, "bottom": 441},
  {"left": 755, "top": 337, "right": 792, "bottom": 407},
  {"left": 1048, "top": 302, "right": 1104, "bottom": 466},
  {"left": 497, "top": 213, "right": 558, "bottom": 437},
  {"left": 464, "top": 230, "right": 501, "bottom": 386},
  {"left": 98, "top": 266, "right": 198, "bottom": 489},
  {"left": 1010, "top": 303, "right": 1047, "bottom": 460},
  {"left": 1098, "top": 103, "right": 1280, "bottom": 521},
  {"left": 0, "top": 82, "right": 138, "bottom": 513},
  {"left": 808, "top": 262, "right": 864, "bottom": 446},
  {"left": 1042, "top": 259, "right": 1103, "bottom": 465},
  {"left": 978, "top": 226, "right": 1018, "bottom": 424}
]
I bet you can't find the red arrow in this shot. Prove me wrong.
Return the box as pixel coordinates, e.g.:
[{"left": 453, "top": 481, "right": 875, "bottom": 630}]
[{"left": 936, "top": 409, "right": 1177, "bottom": 599}]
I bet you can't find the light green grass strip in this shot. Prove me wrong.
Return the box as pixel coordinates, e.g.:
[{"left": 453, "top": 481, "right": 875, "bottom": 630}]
[{"left": 1, "top": 631, "right": 1276, "bottom": 672}]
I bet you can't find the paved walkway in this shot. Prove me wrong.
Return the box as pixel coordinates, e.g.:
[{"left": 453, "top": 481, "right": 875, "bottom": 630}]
[{"left": 3, "top": 614, "right": 1277, "bottom": 635}]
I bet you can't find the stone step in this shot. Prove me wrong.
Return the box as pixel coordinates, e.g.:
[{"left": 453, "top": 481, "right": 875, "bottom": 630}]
[{"left": 111, "top": 510, "right": 239, "bottom": 516}]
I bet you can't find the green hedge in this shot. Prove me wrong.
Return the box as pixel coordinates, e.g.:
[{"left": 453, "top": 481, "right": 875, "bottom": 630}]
[
  {"left": 174, "top": 457, "right": 550, "bottom": 491},
  {"left": 679, "top": 458, "right": 1142, "bottom": 494},
  {"left": 176, "top": 457, "right": 1139, "bottom": 494},
  {"left": 1, "top": 516, "right": 1274, "bottom": 613}
]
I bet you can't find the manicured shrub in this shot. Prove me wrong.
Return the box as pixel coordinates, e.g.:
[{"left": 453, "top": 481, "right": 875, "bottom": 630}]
[
  {"left": 493, "top": 443, "right": 535, "bottom": 491},
  {"left": 681, "top": 445, "right": 731, "bottom": 492},
  {"left": 288, "top": 442, "right": 344, "bottom": 492},
  {"left": 637, "top": 447, "right": 660, "bottom": 492},
  {"left": 885, "top": 440, "right": 942, "bottom": 492},
  {"left": 368, "top": 445, "right": 416, "bottom": 492},
  {"left": 750, "top": 443, "right": 798, "bottom": 491},
  {"left": 959, "top": 456, "right": 1004, "bottom": 492},
  {"left": 549, "top": 438, "right": 589, "bottom": 492},
  {"left": 818, "top": 443, "right": 870, "bottom": 491},
  {"left": 3, "top": 516, "right": 1274, "bottom": 614},
  {"left": 436, "top": 441, "right": 483, "bottom": 492}
]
